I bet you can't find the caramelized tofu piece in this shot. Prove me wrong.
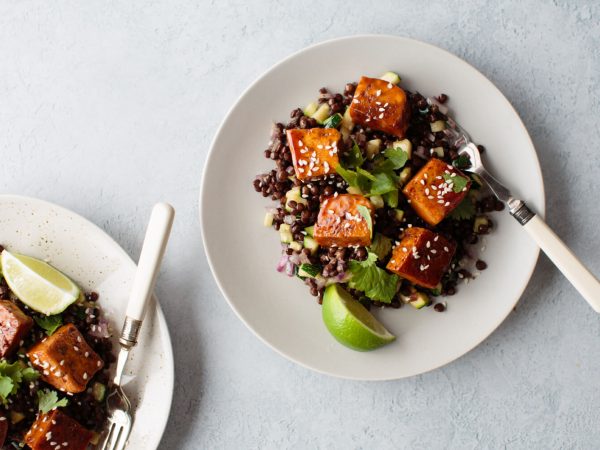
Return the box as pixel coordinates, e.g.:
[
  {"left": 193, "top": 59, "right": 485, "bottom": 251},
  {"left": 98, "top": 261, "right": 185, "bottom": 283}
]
[
  {"left": 25, "top": 409, "right": 93, "bottom": 450},
  {"left": 0, "top": 414, "right": 7, "bottom": 447},
  {"left": 27, "top": 324, "right": 103, "bottom": 393},
  {"left": 402, "top": 158, "right": 471, "bottom": 226},
  {"left": 313, "top": 194, "right": 374, "bottom": 247},
  {"left": 286, "top": 128, "right": 340, "bottom": 180},
  {"left": 386, "top": 227, "right": 457, "bottom": 289},
  {"left": 0, "top": 300, "right": 33, "bottom": 358},
  {"left": 348, "top": 76, "right": 410, "bottom": 138}
]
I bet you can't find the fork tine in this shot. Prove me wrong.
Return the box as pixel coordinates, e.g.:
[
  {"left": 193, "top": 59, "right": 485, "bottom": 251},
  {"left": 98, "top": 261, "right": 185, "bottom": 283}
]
[
  {"left": 103, "top": 422, "right": 122, "bottom": 450},
  {"left": 114, "top": 422, "right": 131, "bottom": 450},
  {"left": 99, "top": 421, "right": 116, "bottom": 450}
]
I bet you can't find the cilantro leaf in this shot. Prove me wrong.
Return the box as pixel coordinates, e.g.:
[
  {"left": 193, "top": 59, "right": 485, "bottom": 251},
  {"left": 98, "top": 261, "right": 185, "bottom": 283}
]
[
  {"left": 370, "top": 234, "right": 392, "bottom": 261},
  {"left": 37, "top": 389, "right": 68, "bottom": 414},
  {"left": 356, "top": 167, "right": 376, "bottom": 181},
  {"left": 383, "top": 189, "right": 399, "bottom": 208},
  {"left": 343, "top": 140, "right": 364, "bottom": 168},
  {"left": 449, "top": 197, "right": 476, "bottom": 220},
  {"left": 443, "top": 173, "right": 470, "bottom": 193},
  {"left": 347, "top": 252, "right": 399, "bottom": 303},
  {"left": 0, "top": 376, "right": 13, "bottom": 400},
  {"left": 369, "top": 172, "right": 396, "bottom": 196},
  {"left": 34, "top": 314, "right": 63, "bottom": 336},
  {"left": 356, "top": 205, "right": 372, "bottom": 238},
  {"left": 452, "top": 154, "right": 471, "bottom": 169},
  {"left": 336, "top": 165, "right": 358, "bottom": 187},
  {"left": 0, "top": 361, "right": 40, "bottom": 404},
  {"left": 384, "top": 147, "right": 409, "bottom": 170}
]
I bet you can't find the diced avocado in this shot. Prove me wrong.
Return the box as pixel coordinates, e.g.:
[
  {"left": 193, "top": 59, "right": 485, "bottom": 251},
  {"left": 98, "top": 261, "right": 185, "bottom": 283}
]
[
  {"left": 90, "top": 432, "right": 101, "bottom": 446},
  {"left": 304, "top": 102, "right": 318, "bottom": 116},
  {"left": 432, "top": 146, "right": 444, "bottom": 157},
  {"left": 393, "top": 209, "right": 404, "bottom": 222},
  {"left": 366, "top": 139, "right": 382, "bottom": 159},
  {"left": 10, "top": 411, "right": 25, "bottom": 424},
  {"left": 264, "top": 212, "right": 274, "bottom": 227},
  {"left": 285, "top": 187, "right": 308, "bottom": 212},
  {"left": 473, "top": 216, "right": 490, "bottom": 233},
  {"left": 323, "top": 113, "right": 343, "bottom": 129},
  {"left": 92, "top": 382, "right": 106, "bottom": 402},
  {"left": 370, "top": 195, "right": 384, "bottom": 209},
  {"left": 279, "top": 224, "right": 293, "bottom": 244},
  {"left": 380, "top": 71, "right": 402, "bottom": 85},
  {"left": 304, "top": 226, "right": 315, "bottom": 237},
  {"left": 347, "top": 186, "right": 363, "bottom": 195},
  {"left": 430, "top": 120, "right": 446, "bottom": 132},
  {"left": 289, "top": 241, "right": 302, "bottom": 252},
  {"left": 410, "top": 292, "right": 431, "bottom": 309},
  {"left": 399, "top": 167, "right": 412, "bottom": 185},
  {"left": 303, "top": 236, "right": 319, "bottom": 254},
  {"left": 298, "top": 263, "right": 321, "bottom": 278},
  {"left": 312, "top": 103, "right": 331, "bottom": 124},
  {"left": 392, "top": 139, "right": 412, "bottom": 159}
]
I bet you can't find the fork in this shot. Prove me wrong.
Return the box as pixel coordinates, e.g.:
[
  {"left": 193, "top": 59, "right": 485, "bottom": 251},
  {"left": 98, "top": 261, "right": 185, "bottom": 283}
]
[
  {"left": 442, "top": 115, "right": 600, "bottom": 312},
  {"left": 100, "top": 203, "right": 175, "bottom": 450}
]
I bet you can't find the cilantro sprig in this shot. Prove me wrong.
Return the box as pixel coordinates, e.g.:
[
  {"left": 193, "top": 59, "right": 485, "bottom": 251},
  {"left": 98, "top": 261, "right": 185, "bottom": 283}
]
[
  {"left": 443, "top": 173, "right": 470, "bottom": 193},
  {"left": 347, "top": 252, "right": 399, "bottom": 303},
  {"left": 0, "top": 361, "right": 39, "bottom": 404},
  {"left": 34, "top": 314, "right": 63, "bottom": 336},
  {"left": 37, "top": 389, "right": 69, "bottom": 414}
]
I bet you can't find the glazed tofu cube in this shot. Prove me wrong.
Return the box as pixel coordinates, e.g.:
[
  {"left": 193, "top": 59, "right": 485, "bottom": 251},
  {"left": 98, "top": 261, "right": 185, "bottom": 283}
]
[
  {"left": 313, "top": 194, "right": 374, "bottom": 247},
  {"left": 286, "top": 128, "right": 341, "bottom": 180},
  {"left": 348, "top": 76, "right": 410, "bottom": 138},
  {"left": 386, "top": 227, "right": 457, "bottom": 289},
  {"left": 25, "top": 409, "right": 93, "bottom": 450},
  {"left": 27, "top": 324, "right": 104, "bottom": 393},
  {"left": 402, "top": 158, "right": 471, "bottom": 226},
  {"left": 0, "top": 300, "right": 33, "bottom": 358}
]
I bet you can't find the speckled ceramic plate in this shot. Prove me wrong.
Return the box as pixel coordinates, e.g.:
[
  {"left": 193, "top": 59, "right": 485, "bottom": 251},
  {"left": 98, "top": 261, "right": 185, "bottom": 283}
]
[
  {"left": 0, "top": 195, "right": 174, "bottom": 447},
  {"left": 200, "top": 35, "right": 545, "bottom": 380}
]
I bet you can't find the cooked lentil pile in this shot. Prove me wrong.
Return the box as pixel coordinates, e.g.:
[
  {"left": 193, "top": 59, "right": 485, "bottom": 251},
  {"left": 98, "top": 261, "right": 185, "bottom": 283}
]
[{"left": 253, "top": 72, "right": 501, "bottom": 312}]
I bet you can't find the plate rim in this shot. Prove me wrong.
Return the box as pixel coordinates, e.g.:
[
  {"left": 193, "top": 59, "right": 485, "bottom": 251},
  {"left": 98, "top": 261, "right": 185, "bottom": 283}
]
[
  {"left": 0, "top": 193, "right": 175, "bottom": 446},
  {"left": 200, "top": 34, "right": 545, "bottom": 380}
]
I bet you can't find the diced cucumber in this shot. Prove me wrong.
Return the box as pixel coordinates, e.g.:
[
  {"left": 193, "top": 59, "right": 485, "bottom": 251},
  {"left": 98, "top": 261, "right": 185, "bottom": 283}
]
[
  {"left": 393, "top": 209, "right": 404, "bottom": 222},
  {"left": 264, "top": 212, "right": 274, "bottom": 227},
  {"left": 279, "top": 224, "right": 293, "bottom": 244},
  {"left": 430, "top": 283, "right": 442, "bottom": 296},
  {"left": 303, "top": 236, "right": 319, "bottom": 254},
  {"left": 370, "top": 195, "right": 384, "bottom": 209},
  {"left": 392, "top": 139, "right": 412, "bottom": 159},
  {"left": 470, "top": 173, "right": 484, "bottom": 188},
  {"left": 298, "top": 263, "right": 321, "bottom": 278},
  {"left": 92, "top": 382, "right": 106, "bottom": 402},
  {"left": 289, "top": 241, "right": 302, "bottom": 252},
  {"left": 304, "top": 102, "right": 318, "bottom": 116},
  {"left": 285, "top": 187, "right": 308, "bottom": 212},
  {"left": 10, "top": 411, "right": 25, "bottom": 424},
  {"left": 432, "top": 146, "right": 444, "bottom": 157},
  {"left": 473, "top": 216, "right": 490, "bottom": 233},
  {"left": 304, "top": 226, "right": 315, "bottom": 237},
  {"left": 410, "top": 292, "right": 431, "bottom": 309},
  {"left": 90, "top": 433, "right": 101, "bottom": 446},
  {"left": 430, "top": 120, "right": 446, "bottom": 132},
  {"left": 341, "top": 107, "right": 353, "bottom": 129},
  {"left": 323, "top": 113, "right": 343, "bottom": 129},
  {"left": 380, "top": 71, "right": 402, "bottom": 85},
  {"left": 312, "top": 103, "right": 331, "bottom": 124},
  {"left": 399, "top": 167, "right": 412, "bottom": 185},
  {"left": 366, "top": 139, "right": 382, "bottom": 159},
  {"left": 347, "top": 186, "right": 363, "bottom": 195}
]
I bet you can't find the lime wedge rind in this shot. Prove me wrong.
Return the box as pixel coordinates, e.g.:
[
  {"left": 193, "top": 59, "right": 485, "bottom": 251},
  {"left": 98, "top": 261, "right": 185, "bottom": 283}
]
[{"left": 1, "top": 250, "right": 80, "bottom": 315}]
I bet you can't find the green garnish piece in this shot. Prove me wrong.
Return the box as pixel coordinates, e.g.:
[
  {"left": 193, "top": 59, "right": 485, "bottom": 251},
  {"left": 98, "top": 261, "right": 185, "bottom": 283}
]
[
  {"left": 443, "top": 173, "right": 470, "bottom": 193},
  {"left": 322, "top": 113, "right": 343, "bottom": 129},
  {"left": 0, "top": 361, "right": 39, "bottom": 404},
  {"left": 347, "top": 252, "right": 399, "bottom": 303},
  {"left": 370, "top": 234, "right": 392, "bottom": 261},
  {"left": 356, "top": 205, "right": 373, "bottom": 238},
  {"left": 369, "top": 172, "right": 396, "bottom": 196},
  {"left": 449, "top": 196, "right": 476, "bottom": 220},
  {"left": 383, "top": 147, "right": 409, "bottom": 170},
  {"left": 343, "top": 140, "right": 364, "bottom": 168},
  {"left": 452, "top": 154, "right": 471, "bottom": 169},
  {"left": 37, "top": 389, "right": 68, "bottom": 414},
  {"left": 34, "top": 314, "right": 63, "bottom": 336}
]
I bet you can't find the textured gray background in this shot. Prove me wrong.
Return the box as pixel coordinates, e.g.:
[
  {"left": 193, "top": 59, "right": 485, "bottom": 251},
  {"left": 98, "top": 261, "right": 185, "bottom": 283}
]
[{"left": 1, "top": 1, "right": 599, "bottom": 449}]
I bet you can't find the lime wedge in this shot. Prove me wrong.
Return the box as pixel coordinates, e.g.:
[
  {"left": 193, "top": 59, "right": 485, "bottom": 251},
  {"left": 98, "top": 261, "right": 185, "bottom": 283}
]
[
  {"left": 1, "top": 250, "right": 80, "bottom": 315},
  {"left": 322, "top": 284, "right": 395, "bottom": 351}
]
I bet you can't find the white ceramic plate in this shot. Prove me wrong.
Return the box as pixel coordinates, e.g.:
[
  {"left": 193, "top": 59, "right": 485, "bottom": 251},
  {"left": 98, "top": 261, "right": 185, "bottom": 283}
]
[
  {"left": 0, "top": 195, "right": 174, "bottom": 447},
  {"left": 200, "top": 35, "right": 545, "bottom": 380}
]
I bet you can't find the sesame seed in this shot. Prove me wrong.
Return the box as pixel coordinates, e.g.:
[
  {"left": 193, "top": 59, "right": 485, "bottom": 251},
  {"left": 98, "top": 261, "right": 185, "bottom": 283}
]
[
  {"left": 419, "top": 264, "right": 430, "bottom": 271},
  {"left": 376, "top": 89, "right": 381, "bottom": 96},
  {"left": 387, "top": 82, "right": 393, "bottom": 89},
  {"left": 378, "top": 113, "right": 384, "bottom": 119},
  {"left": 402, "top": 247, "right": 407, "bottom": 252},
  {"left": 298, "top": 140, "right": 303, "bottom": 146},
  {"left": 426, "top": 241, "right": 431, "bottom": 248},
  {"left": 353, "top": 98, "right": 359, "bottom": 103},
  {"left": 444, "top": 246, "right": 449, "bottom": 252},
  {"left": 83, "top": 373, "right": 88, "bottom": 380}
]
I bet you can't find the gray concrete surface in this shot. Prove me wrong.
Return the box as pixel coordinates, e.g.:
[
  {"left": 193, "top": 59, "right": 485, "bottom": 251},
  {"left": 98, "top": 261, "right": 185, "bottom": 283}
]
[{"left": 1, "top": 1, "right": 599, "bottom": 448}]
